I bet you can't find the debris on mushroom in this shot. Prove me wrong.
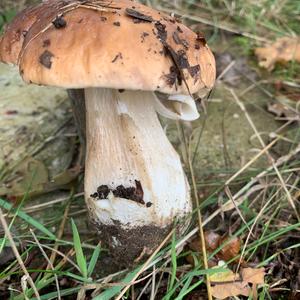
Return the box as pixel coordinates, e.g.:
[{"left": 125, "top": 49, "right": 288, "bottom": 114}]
[{"left": 0, "top": 0, "right": 216, "bottom": 265}]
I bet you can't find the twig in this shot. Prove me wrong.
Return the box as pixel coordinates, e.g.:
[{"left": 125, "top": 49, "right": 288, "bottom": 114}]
[
  {"left": 0, "top": 208, "right": 41, "bottom": 300},
  {"left": 24, "top": 192, "right": 83, "bottom": 213},
  {"left": 47, "top": 194, "right": 72, "bottom": 270},
  {"left": 225, "top": 186, "right": 252, "bottom": 233},
  {"left": 229, "top": 88, "right": 300, "bottom": 221},
  {"left": 225, "top": 138, "right": 279, "bottom": 186},
  {"left": 188, "top": 147, "right": 213, "bottom": 300},
  {"left": 237, "top": 187, "right": 282, "bottom": 273},
  {"left": 155, "top": 5, "right": 270, "bottom": 43},
  {"left": 182, "top": 122, "right": 212, "bottom": 300},
  {"left": 18, "top": 1, "right": 118, "bottom": 65},
  {"left": 30, "top": 229, "right": 61, "bottom": 300},
  {"left": 25, "top": 241, "right": 81, "bottom": 272}
]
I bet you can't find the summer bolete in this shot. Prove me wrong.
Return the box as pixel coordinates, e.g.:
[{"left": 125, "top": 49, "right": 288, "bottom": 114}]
[{"left": 0, "top": 0, "right": 216, "bottom": 264}]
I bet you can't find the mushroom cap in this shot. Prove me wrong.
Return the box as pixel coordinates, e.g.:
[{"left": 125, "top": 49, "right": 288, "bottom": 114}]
[
  {"left": 0, "top": 4, "right": 48, "bottom": 64},
  {"left": 0, "top": 0, "right": 216, "bottom": 95}
]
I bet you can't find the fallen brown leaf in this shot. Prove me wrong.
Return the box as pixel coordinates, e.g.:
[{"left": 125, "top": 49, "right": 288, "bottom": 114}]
[
  {"left": 205, "top": 231, "right": 221, "bottom": 251},
  {"left": 242, "top": 267, "right": 265, "bottom": 284},
  {"left": 187, "top": 232, "right": 221, "bottom": 267},
  {"left": 219, "top": 236, "right": 241, "bottom": 262},
  {"left": 211, "top": 281, "right": 251, "bottom": 299},
  {"left": 188, "top": 233, "right": 241, "bottom": 265},
  {"left": 255, "top": 37, "right": 300, "bottom": 71}
]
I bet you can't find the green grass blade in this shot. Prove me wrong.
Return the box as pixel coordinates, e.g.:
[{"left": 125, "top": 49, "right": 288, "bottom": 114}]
[
  {"left": 176, "top": 278, "right": 204, "bottom": 300},
  {"left": 175, "top": 276, "right": 194, "bottom": 300},
  {"left": 163, "top": 267, "right": 227, "bottom": 299},
  {"left": 167, "top": 232, "right": 177, "bottom": 298},
  {"left": 93, "top": 267, "right": 141, "bottom": 300},
  {"left": 71, "top": 219, "right": 88, "bottom": 279},
  {"left": 0, "top": 198, "right": 56, "bottom": 240},
  {"left": 88, "top": 243, "right": 101, "bottom": 277},
  {"left": 32, "top": 287, "right": 81, "bottom": 300}
]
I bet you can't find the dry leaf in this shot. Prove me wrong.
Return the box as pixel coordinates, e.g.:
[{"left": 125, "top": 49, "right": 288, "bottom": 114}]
[
  {"left": 267, "top": 103, "right": 298, "bottom": 119},
  {"left": 219, "top": 236, "right": 241, "bottom": 262},
  {"left": 255, "top": 37, "right": 300, "bottom": 71},
  {"left": 242, "top": 267, "right": 265, "bottom": 284},
  {"left": 210, "top": 264, "right": 265, "bottom": 299},
  {"left": 189, "top": 231, "right": 221, "bottom": 253},
  {"left": 187, "top": 232, "right": 221, "bottom": 266},
  {"left": 211, "top": 282, "right": 251, "bottom": 299},
  {"left": 205, "top": 231, "right": 221, "bottom": 251},
  {"left": 274, "top": 81, "right": 300, "bottom": 102},
  {"left": 188, "top": 233, "right": 241, "bottom": 265}
]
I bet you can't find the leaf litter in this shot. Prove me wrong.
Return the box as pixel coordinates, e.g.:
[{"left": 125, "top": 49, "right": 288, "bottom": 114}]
[
  {"left": 255, "top": 36, "right": 300, "bottom": 71},
  {"left": 188, "top": 232, "right": 265, "bottom": 299}
]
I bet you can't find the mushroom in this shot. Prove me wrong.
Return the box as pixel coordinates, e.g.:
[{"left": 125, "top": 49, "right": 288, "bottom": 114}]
[{"left": 0, "top": 0, "right": 216, "bottom": 264}]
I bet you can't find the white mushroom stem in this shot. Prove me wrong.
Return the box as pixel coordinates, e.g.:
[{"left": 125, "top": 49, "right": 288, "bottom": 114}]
[{"left": 84, "top": 88, "right": 192, "bottom": 234}]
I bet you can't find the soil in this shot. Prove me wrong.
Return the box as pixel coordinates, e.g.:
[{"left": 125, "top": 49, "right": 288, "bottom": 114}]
[
  {"left": 39, "top": 50, "right": 54, "bottom": 69},
  {"left": 165, "top": 66, "right": 180, "bottom": 87},
  {"left": 141, "top": 32, "right": 149, "bottom": 42},
  {"left": 92, "top": 180, "right": 145, "bottom": 205},
  {"left": 153, "top": 20, "right": 200, "bottom": 91},
  {"left": 93, "top": 219, "right": 171, "bottom": 267},
  {"left": 97, "top": 185, "right": 110, "bottom": 199},
  {"left": 52, "top": 15, "right": 67, "bottom": 29},
  {"left": 196, "top": 32, "right": 206, "bottom": 46},
  {"left": 172, "top": 31, "right": 189, "bottom": 49},
  {"left": 111, "top": 52, "right": 123, "bottom": 63},
  {"left": 177, "top": 25, "right": 183, "bottom": 33},
  {"left": 189, "top": 64, "right": 200, "bottom": 79},
  {"left": 125, "top": 8, "right": 154, "bottom": 23},
  {"left": 154, "top": 21, "right": 167, "bottom": 42}
]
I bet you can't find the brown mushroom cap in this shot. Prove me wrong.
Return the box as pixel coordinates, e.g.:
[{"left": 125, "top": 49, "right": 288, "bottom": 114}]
[
  {"left": 0, "top": 0, "right": 216, "bottom": 95},
  {"left": 0, "top": 4, "right": 50, "bottom": 64}
]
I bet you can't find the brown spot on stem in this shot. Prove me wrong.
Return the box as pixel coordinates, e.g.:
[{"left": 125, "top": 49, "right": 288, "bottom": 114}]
[
  {"left": 97, "top": 185, "right": 110, "bottom": 199},
  {"left": 93, "top": 181, "right": 145, "bottom": 205}
]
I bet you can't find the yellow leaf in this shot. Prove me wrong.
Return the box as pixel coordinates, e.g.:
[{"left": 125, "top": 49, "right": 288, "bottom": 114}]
[
  {"left": 209, "top": 266, "right": 240, "bottom": 283},
  {"left": 210, "top": 265, "right": 265, "bottom": 299}
]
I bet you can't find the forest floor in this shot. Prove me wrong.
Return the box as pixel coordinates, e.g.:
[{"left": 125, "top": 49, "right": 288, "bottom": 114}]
[{"left": 0, "top": 0, "right": 299, "bottom": 299}]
